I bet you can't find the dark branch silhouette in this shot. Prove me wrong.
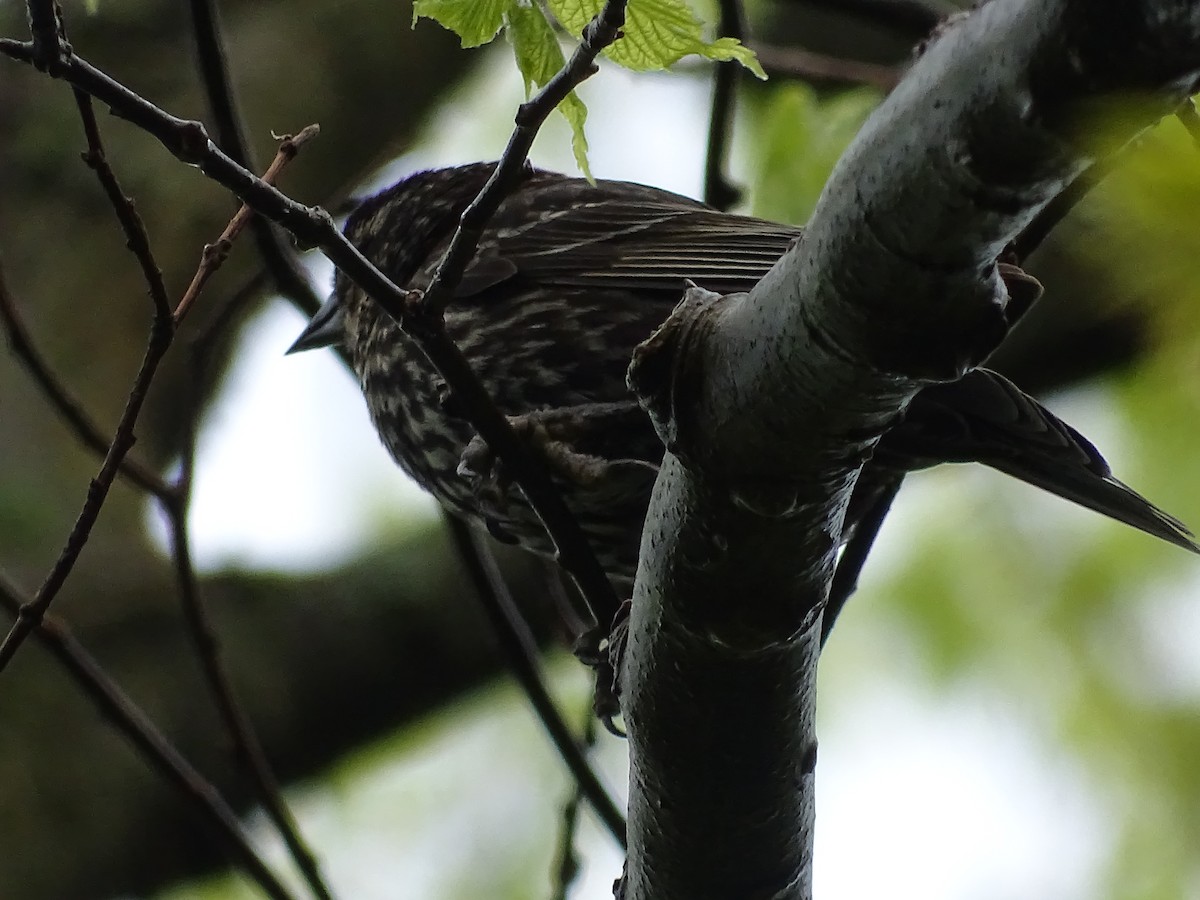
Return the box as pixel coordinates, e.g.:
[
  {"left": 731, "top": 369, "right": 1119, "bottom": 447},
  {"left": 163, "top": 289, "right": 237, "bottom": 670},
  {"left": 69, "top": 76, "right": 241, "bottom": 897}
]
[
  {"left": 446, "top": 515, "right": 626, "bottom": 847},
  {"left": 0, "top": 575, "right": 300, "bottom": 900},
  {"left": 0, "top": 88, "right": 176, "bottom": 674}
]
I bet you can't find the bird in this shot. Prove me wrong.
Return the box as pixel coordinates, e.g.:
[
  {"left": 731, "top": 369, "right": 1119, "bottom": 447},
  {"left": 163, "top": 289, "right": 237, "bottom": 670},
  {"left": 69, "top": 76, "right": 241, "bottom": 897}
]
[{"left": 289, "top": 161, "right": 1197, "bottom": 641}]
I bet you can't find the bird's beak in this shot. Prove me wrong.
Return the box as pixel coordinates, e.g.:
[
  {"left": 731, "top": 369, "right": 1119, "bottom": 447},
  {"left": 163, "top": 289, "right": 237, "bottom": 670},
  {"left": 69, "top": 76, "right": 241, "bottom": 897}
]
[{"left": 286, "top": 294, "right": 344, "bottom": 354}]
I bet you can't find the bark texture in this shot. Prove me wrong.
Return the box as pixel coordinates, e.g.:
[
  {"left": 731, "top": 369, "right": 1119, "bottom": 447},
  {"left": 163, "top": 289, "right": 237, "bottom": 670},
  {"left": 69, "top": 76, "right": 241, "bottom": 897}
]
[{"left": 619, "top": 3, "right": 1200, "bottom": 897}]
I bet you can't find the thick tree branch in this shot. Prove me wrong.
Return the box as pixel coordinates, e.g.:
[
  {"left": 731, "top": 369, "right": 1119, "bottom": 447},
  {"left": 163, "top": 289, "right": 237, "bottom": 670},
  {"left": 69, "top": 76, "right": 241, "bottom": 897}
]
[{"left": 617, "top": 2, "right": 1200, "bottom": 897}]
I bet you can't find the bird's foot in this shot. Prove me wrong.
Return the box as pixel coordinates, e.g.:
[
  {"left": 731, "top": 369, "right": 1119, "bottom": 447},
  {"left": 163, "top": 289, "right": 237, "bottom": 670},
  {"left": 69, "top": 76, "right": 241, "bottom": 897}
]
[
  {"left": 457, "top": 402, "right": 656, "bottom": 499},
  {"left": 997, "top": 260, "right": 1043, "bottom": 324},
  {"left": 589, "top": 598, "right": 631, "bottom": 737}
]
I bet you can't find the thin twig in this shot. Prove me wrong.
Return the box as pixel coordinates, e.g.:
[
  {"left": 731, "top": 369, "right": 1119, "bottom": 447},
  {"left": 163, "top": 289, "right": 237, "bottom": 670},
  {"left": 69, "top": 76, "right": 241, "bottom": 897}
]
[
  {"left": 1, "top": 226, "right": 312, "bottom": 894},
  {"left": 165, "top": 15, "right": 331, "bottom": 868},
  {"left": 1013, "top": 106, "right": 1189, "bottom": 264},
  {"left": 542, "top": 563, "right": 591, "bottom": 646},
  {"left": 398, "top": 0, "right": 632, "bottom": 639},
  {"left": 792, "top": 0, "right": 947, "bottom": 39},
  {"left": 0, "top": 259, "right": 170, "bottom": 499},
  {"left": 161, "top": 326, "right": 335, "bottom": 900},
  {"left": 5, "top": 72, "right": 325, "bottom": 893},
  {"left": 0, "top": 90, "right": 175, "bottom": 675},
  {"left": 162, "top": 452, "right": 333, "bottom": 900},
  {"left": 704, "top": 0, "right": 748, "bottom": 210},
  {"left": 176, "top": 125, "right": 321, "bottom": 325},
  {"left": 187, "top": 0, "right": 324, "bottom": 317},
  {"left": 551, "top": 709, "right": 600, "bottom": 900},
  {"left": 446, "top": 515, "right": 627, "bottom": 849},
  {"left": 70, "top": 89, "right": 171, "bottom": 322},
  {"left": 1011, "top": 160, "right": 1113, "bottom": 261},
  {"left": 419, "top": 1, "right": 629, "bottom": 315},
  {"left": 0, "top": 575, "right": 299, "bottom": 900},
  {"left": 750, "top": 42, "right": 904, "bottom": 91},
  {"left": 26, "top": 0, "right": 67, "bottom": 68},
  {"left": 0, "top": 33, "right": 624, "bottom": 639},
  {"left": 821, "top": 479, "right": 900, "bottom": 646},
  {"left": 1175, "top": 97, "right": 1200, "bottom": 149}
]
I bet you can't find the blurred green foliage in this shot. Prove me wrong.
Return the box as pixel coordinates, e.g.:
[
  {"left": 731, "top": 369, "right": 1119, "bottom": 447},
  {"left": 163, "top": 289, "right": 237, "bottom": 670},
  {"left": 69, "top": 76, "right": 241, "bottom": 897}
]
[{"left": 748, "top": 82, "right": 882, "bottom": 224}]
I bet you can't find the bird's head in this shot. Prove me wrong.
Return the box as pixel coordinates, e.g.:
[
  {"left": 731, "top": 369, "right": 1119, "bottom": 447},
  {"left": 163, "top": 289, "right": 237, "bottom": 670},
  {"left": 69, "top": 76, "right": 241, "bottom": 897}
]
[{"left": 286, "top": 162, "right": 512, "bottom": 354}]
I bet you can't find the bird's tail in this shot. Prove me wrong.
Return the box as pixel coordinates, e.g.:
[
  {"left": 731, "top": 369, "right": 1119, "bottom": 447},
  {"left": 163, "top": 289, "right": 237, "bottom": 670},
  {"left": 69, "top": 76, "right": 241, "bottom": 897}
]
[{"left": 876, "top": 368, "right": 1199, "bottom": 554}]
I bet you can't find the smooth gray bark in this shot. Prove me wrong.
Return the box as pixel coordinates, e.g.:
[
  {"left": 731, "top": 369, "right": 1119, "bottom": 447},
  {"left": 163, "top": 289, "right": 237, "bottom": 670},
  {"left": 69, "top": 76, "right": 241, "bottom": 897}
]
[{"left": 620, "top": 1, "right": 1200, "bottom": 897}]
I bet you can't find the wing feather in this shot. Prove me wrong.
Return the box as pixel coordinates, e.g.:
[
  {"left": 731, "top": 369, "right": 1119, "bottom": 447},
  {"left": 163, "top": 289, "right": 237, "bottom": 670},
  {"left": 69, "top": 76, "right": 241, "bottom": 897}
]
[{"left": 461, "top": 184, "right": 801, "bottom": 296}]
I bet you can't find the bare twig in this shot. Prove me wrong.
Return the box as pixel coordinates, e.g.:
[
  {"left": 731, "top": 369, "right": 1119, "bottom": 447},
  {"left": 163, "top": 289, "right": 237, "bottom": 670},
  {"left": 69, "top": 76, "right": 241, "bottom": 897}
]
[
  {"left": 4, "top": 81, "right": 327, "bottom": 894},
  {"left": 1011, "top": 131, "right": 1167, "bottom": 262},
  {"left": 1012, "top": 110, "right": 1188, "bottom": 263},
  {"left": 446, "top": 515, "right": 626, "bottom": 849},
  {"left": 0, "top": 90, "right": 175, "bottom": 675},
  {"left": 26, "top": 0, "right": 67, "bottom": 68},
  {"left": 1010, "top": 160, "right": 1114, "bottom": 261},
  {"left": 551, "top": 709, "right": 600, "bottom": 900},
  {"left": 160, "top": 317, "right": 335, "bottom": 900},
  {"left": 176, "top": 125, "right": 321, "bottom": 325},
  {"left": 187, "top": 0, "right": 324, "bottom": 317},
  {"left": 792, "top": 0, "right": 947, "bottom": 39},
  {"left": 1009, "top": 101, "right": 1194, "bottom": 264},
  {"left": 419, "top": 1, "right": 629, "bottom": 316},
  {"left": 821, "top": 479, "right": 900, "bottom": 646},
  {"left": 160, "top": 22, "right": 331, "bottom": 872},
  {"left": 398, "top": 0, "right": 633, "bottom": 640},
  {"left": 0, "top": 575, "right": 299, "bottom": 900},
  {"left": 704, "top": 0, "right": 748, "bottom": 210},
  {"left": 163, "top": 439, "right": 335, "bottom": 900},
  {"left": 70, "top": 89, "right": 171, "bottom": 323},
  {"left": 1, "top": 148, "right": 318, "bottom": 887},
  {"left": 1175, "top": 97, "right": 1200, "bottom": 148},
  {"left": 750, "top": 42, "right": 904, "bottom": 91},
  {"left": 0, "top": 259, "right": 170, "bottom": 499}
]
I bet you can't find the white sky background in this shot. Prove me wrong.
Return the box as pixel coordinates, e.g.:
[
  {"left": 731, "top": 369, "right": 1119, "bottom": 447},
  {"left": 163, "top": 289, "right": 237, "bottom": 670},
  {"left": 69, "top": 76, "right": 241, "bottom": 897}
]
[{"left": 157, "top": 46, "right": 1197, "bottom": 900}]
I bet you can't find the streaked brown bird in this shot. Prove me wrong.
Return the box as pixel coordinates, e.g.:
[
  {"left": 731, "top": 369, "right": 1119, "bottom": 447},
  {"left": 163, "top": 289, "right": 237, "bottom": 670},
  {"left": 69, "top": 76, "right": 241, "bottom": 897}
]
[{"left": 290, "top": 162, "right": 1197, "bottom": 639}]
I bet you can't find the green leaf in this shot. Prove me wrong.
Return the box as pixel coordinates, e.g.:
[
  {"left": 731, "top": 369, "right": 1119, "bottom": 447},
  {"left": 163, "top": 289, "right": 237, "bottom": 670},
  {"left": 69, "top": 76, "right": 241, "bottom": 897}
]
[
  {"left": 506, "top": 4, "right": 592, "bottom": 179},
  {"left": 412, "top": 0, "right": 510, "bottom": 47},
  {"left": 704, "top": 37, "right": 766, "bottom": 78},
  {"left": 413, "top": 0, "right": 763, "bottom": 178},
  {"left": 560, "top": 93, "right": 592, "bottom": 180},
  {"left": 547, "top": 0, "right": 763, "bottom": 77}
]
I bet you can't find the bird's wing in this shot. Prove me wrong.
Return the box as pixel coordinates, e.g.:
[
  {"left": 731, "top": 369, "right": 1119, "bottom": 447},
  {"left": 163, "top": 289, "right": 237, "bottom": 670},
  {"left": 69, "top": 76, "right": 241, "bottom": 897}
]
[
  {"left": 459, "top": 188, "right": 801, "bottom": 297},
  {"left": 876, "top": 368, "right": 1198, "bottom": 552}
]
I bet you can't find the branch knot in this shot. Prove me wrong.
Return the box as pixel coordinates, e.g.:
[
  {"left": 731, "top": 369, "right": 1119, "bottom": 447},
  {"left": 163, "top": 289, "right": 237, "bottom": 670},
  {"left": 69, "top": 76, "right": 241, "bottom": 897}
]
[{"left": 626, "top": 282, "right": 725, "bottom": 463}]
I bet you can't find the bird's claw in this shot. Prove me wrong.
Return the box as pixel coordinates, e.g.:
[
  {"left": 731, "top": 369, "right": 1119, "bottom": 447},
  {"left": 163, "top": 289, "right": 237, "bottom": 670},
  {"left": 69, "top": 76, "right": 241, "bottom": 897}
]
[
  {"left": 458, "top": 433, "right": 512, "bottom": 497},
  {"left": 590, "top": 599, "right": 632, "bottom": 737},
  {"left": 458, "top": 410, "right": 633, "bottom": 501}
]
